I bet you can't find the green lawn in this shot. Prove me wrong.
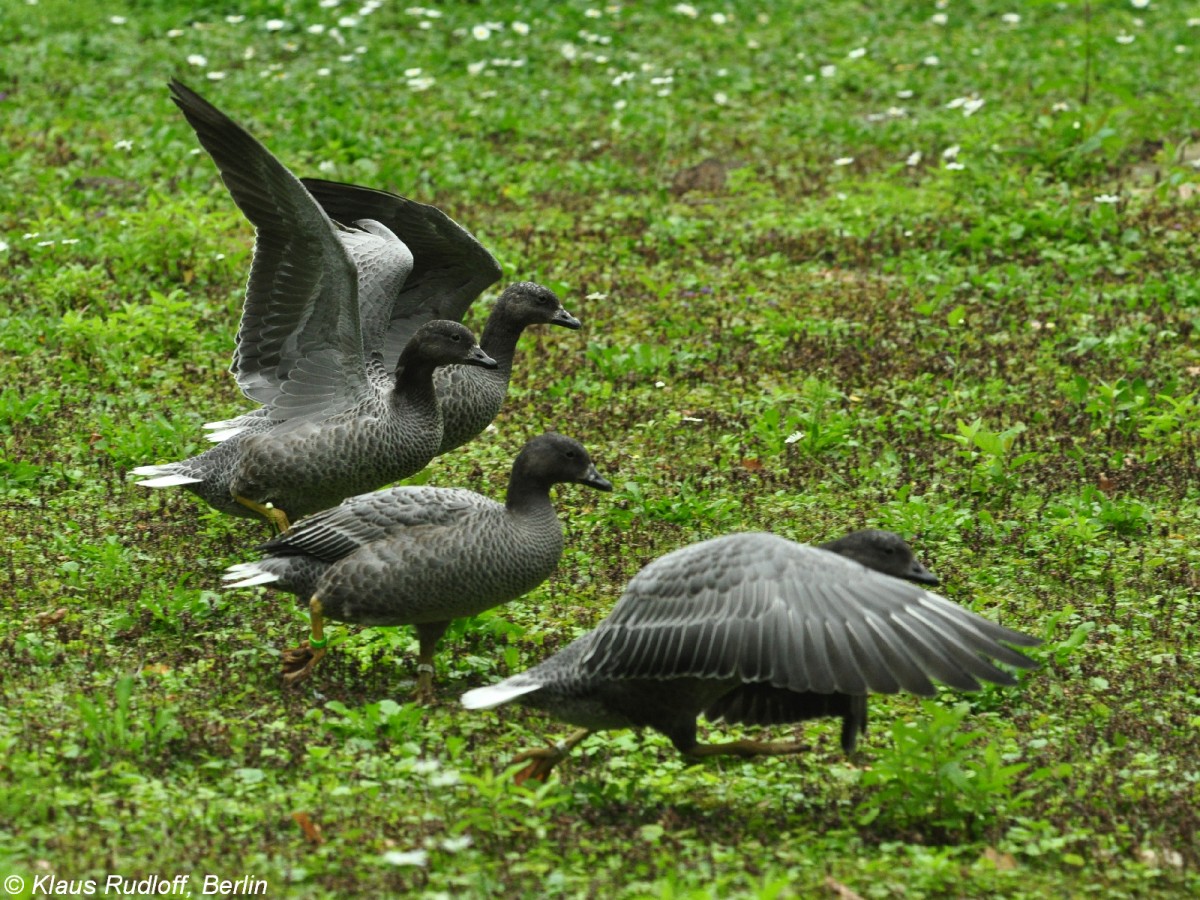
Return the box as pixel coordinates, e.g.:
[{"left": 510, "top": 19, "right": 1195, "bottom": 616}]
[{"left": 2, "top": 1, "right": 1199, "bottom": 896}]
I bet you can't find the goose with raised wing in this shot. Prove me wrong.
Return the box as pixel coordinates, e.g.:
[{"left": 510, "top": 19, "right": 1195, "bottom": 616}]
[
  {"left": 133, "top": 81, "right": 511, "bottom": 529},
  {"left": 462, "top": 529, "right": 1039, "bottom": 781}
]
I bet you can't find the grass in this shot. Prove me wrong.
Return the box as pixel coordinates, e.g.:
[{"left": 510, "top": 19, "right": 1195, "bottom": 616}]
[{"left": 2, "top": 0, "right": 1199, "bottom": 896}]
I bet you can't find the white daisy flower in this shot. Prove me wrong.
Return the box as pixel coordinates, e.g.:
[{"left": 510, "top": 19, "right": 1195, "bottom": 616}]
[{"left": 381, "top": 850, "right": 428, "bottom": 867}]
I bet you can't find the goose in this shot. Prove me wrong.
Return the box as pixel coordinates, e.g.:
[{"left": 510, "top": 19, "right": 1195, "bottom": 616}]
[
  {"left": 133, "top": 318, "right": 494, "bottom": 531},
  {"left": 461, "top": 529, "right": 1039, "bottom": 781},
  {"left": 132, "top": 82, "right": 501, "bottom": 529},
  {"left": 223, "top": 432, "right": 612, "bottom": 698}
]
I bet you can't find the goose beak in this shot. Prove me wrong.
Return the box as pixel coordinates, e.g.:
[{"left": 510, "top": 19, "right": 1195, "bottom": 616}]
[
  {"left": 465, "top": 346, "right": 499, "bottom": 369},
  {"left": 908, "top": 562, "right": 939, "bottom": 586},
  {"left": 551, "top": 307, "right": 582, "bottom": 330},
  {"left": 579, "top": 465, "right": 613, "bottom": 491}
]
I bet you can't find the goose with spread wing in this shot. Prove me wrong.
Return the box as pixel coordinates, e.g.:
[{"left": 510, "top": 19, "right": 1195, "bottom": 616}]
[
  {"left": 462, "top": 529, "right": 1040, "bottom": 781},
  {"left": 132, "top": 81, "right": 499, "bottom": 530}
]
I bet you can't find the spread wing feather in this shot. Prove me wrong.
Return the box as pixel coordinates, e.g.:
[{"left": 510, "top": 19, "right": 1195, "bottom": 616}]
[
  {"left": 301, "top": 178, "right": 503, "bottom": 365},
  {"left": 170, "top": 81, "right": 409, "bottom": 418},
  {"left": 576, "top": 533, "right": 1037, "bottom": 696}
]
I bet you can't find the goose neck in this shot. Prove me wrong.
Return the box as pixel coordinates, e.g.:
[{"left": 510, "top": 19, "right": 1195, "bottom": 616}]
[
  {"left": 504, "top": 477, "right": 556, "bottom": 515},
  {"left": 478, "top": 315, "right": 523, "bottom": 373}
]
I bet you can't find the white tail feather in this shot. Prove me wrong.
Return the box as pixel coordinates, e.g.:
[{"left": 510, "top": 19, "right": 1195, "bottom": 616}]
[
  {"left": 222, "top": 563, "right": 280, "bottom": 588},
  {"left": 206, "top": 427, "right": 246, "bottom": 442},
  {"left": 203, "top": 418, "right": 242, "bottom": 430},
  {"left": 131, "top": 465, "right": 202, "bottom": 487},
  {"left": 131, "top": 464, "right": 172, "bottom": 476},
  {"left": 461, "top": 678, "right": 543, "bottom": 710},
  {"left": 222, "top": 564, "right": 279, "bottom": 592}
]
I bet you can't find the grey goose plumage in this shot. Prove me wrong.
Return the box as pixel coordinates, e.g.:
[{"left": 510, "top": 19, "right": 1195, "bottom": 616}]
[
  {"left": 137, "top": 319, "right": 495, "bottom": 528},
  {"left": 432, "top": 281, "right": 579, "bottom": 453},
  {"left": 199, "top": 281, "right": 577, "bottom": 454},
  {"left": 132, "top": 81, "right": 501, "bottom": 529},
  {"left": 461, "top": 529, "right": 1039, "bottom": 779},
  {"left": 301, "top": 180, "right": 582, "bottom": 454},
  {"left": 223, "top": 432, "right": 613, "bottom": 697}
]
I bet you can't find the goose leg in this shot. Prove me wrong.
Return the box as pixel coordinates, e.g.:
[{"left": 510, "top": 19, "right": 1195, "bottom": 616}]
[
  {"left": 412, "top": 622, "right": 450, "bottom": 704},
  {"left": 234, "top": 494, "right": 291, "bottom": 533},
  {"left": 684, "top": 738, "right": 812, "bottom": 759},
  {"left": 511, "top": 729, "right": 591, "bottom": 784},
  {"left": 282, "top": 597, "right": 327, "bottom": 684}
]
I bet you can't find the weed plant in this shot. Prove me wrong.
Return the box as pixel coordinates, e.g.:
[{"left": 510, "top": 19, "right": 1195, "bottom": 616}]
[{"left": 2, "top": 1, "right": 1199, "bottom": 896}]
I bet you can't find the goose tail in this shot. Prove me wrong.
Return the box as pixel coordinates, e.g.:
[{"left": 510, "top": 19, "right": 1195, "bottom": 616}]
[
  {"left": 461, "top": 676, "right": 543, "bottom": 710},
  {"left": 222, "top": 562, "right": 281, "bottom": 588},
  {"left": 130, "top": 464, "right": 202, "bottom": 487}
]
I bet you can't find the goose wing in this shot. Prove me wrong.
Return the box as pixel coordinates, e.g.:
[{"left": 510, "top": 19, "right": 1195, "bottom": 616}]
[
  {"left": 301, "top": 178, "right": 502, "bottom": 365},
  {"left": 577, "top": 532, "right": 1038, "bottom": 696},
  {"left": 258, "top": 486, "right": 489, "bottom": 563},
  {"left": 170, "top": 81, "right": 412, "bottom": 418}
]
